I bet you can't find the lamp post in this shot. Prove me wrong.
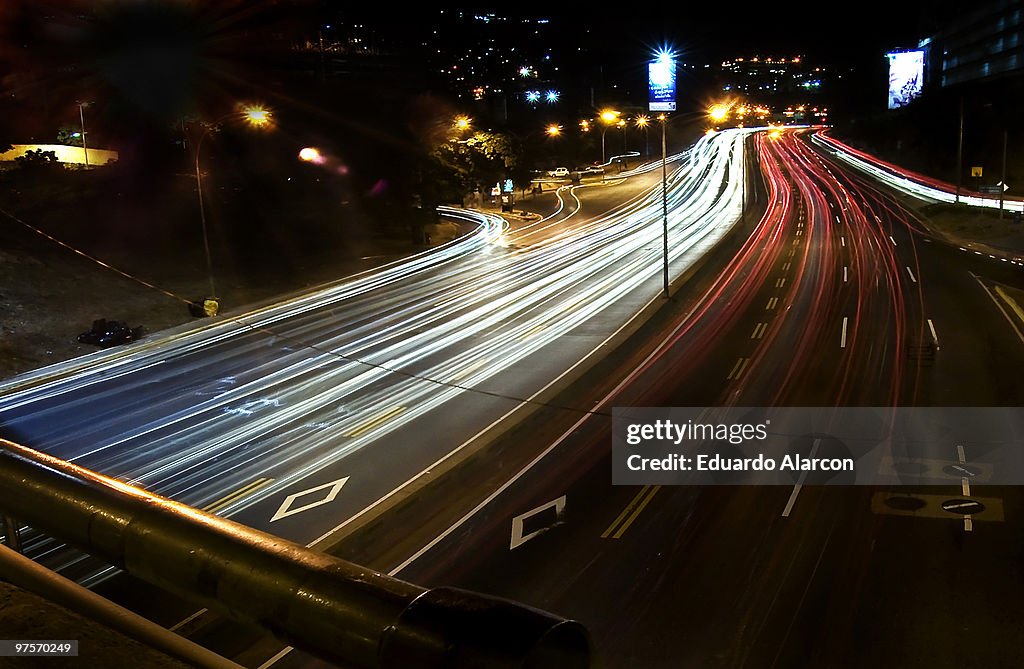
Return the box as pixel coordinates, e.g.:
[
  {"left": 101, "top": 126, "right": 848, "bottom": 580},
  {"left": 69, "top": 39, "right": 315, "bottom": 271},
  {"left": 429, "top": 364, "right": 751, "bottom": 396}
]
[
  {"left": 659, "top": 113, "right": 669, "bottom": 298},
  {"left": 635, "top": 115, "right": 650, "bottom": 159},
  {"left": 192, "top": 106, "right": 272, "bottom": 315},
  {"left": 76, "top": 101, "right": 90, "bottom": 167},
  {"left": 599, "top": 109, "right": 620, "bottom": 164}
]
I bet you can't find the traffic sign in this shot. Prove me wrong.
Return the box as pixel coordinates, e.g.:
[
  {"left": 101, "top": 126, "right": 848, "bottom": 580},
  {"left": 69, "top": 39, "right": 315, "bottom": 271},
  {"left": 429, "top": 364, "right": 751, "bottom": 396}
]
[
  {"left": 971, "top": 166, "right": 983, "bottom": 177},
  {"left": 980, "top": 185, "right": 1003, "bottom": 194}
]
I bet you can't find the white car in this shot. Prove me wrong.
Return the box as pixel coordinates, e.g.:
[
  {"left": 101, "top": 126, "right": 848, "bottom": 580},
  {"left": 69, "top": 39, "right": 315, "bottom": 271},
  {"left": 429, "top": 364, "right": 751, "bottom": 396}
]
[{"left": 547, "top": 167, "right": 569, "bottom": 178}]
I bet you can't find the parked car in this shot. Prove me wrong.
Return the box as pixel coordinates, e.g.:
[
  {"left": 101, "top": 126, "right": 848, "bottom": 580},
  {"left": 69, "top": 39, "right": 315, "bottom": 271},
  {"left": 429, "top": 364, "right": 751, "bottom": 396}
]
[
  {"left": 77, "top": 319, "right": 144, "bottom": 348},
  {"left": 547, "top": 167, "right": 570, "bottom": 178}
]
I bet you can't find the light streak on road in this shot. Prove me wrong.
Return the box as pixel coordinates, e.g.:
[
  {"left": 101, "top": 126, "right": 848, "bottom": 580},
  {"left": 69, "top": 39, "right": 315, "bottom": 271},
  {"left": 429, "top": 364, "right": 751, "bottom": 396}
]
[
  {"left": 0, "top": 129, "right": 754, "bottom": 582},
  {"left": 812, "top": 131, "right": 1024, "bottom": 213}
]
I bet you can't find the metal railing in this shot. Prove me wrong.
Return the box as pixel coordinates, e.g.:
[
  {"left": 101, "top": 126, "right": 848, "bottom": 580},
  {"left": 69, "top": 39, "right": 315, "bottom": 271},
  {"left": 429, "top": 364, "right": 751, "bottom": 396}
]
[{"left": 0, "top": 438, "right": 591, "bottom": 668}]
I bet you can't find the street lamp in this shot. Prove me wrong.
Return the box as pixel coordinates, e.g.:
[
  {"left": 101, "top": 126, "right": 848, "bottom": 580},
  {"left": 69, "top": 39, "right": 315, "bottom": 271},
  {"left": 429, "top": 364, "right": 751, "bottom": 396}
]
[
  {"left": 76, "top": 101, "right": 90, "bottom": 167},
  {"left": 709, "top": 103, "right": 730, "bottom": 124},
  {"left": 635, "top": 115, "right": 650, "bottom": 159},
  {"left": 599, "top": 109, "right": 620, "bottom": 163},
  {"left": 453, "top": 115, "right": 472, "bottom": 132},
  {"left": 659, "top": 113, "right": 669, "bottom": 298},
  {"left": 545, "top": 124, "right": 562, "bottom": 137},
  {"left": 192, "top": 105, "right": 272, "bottom": 316}
]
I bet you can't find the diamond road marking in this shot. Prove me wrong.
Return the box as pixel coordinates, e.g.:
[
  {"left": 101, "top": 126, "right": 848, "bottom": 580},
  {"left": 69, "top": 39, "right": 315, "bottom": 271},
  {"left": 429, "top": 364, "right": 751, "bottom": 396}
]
[
  {"left": 510, "top": 495, "right": 566, "bottom": 550},
  {"left": 271, "top": 477, "right": 349, "bottom": 522}
]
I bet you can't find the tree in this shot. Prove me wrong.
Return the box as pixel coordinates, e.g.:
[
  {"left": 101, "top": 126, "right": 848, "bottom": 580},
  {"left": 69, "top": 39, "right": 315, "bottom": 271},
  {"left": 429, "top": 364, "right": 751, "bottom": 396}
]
[
  {"left": 14, "top": 149, "right": 64, "bottom": 174},
  {"left": 57, "top": 126, "right": 85, "bottom": 147},
  {"left": 430, "top": 130, "right": 522, "bottom": 197}
]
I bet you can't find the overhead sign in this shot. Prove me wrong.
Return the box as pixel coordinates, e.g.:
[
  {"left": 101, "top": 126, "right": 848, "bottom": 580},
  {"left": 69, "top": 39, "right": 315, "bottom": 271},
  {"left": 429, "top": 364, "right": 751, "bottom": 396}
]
[
  {"left": 886, "top": 50, "right": 924, "bottom": 109},
  {"left": 648, "top": 53, "right": 677, "bottom": 112}
]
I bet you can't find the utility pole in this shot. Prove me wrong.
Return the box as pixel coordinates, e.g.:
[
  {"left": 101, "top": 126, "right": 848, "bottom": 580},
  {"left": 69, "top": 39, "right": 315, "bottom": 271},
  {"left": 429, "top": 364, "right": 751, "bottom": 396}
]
[
  {"left": 955, "top": 97, "right": 963, "bottom": 204},
  {"left": 1000, "top": 129, "right": 1008, "bottom": 219},
  {"left": 661, "top": 114, "right": 669, "bottom": 298},
  {"left": 77, "top": 101, "right": 90, "bottom": 167}
]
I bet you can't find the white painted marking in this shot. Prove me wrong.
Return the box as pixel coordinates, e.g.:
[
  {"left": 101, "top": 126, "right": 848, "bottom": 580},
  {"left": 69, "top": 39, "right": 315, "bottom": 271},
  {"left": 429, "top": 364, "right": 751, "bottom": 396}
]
[
  {"left": 840, "top": 317, "right": 848, "bottom": 349},
  {"left": 973, "top": 274, "right": 1024, "bottom": 345},
  {"left": 964, "top": 517, "right": 974, "bottom": 532},
  {"left": 957, "top": 445, "right": 966, "bottom": 465},
  {"left": 841, "top": 236, "right": 845, "bottom": 247},
  {"left": 890, "top": 235, "right": 898, "bottom": 246},
  {"left": 796, "top": 229, "right": 803, "bottom": 237},
  {"left": 510, "top": 495, "right": 566, "bottom": 549},
  {"left": 906, "top": 266, "right": 917, "bottom": 283},
  {"left": 928, "top": 319, "right": 940, "bottom": 350},
  {"left": 169, "top": 608, "right": 208, "bottom": 633},
  {"left": 782, "top": 438, "right": 822, "bottom": 517},
  {"left": 271, "top": 477, "right": 349, "bottom": 522},
  {"left": 962, "top": 479, "right": 971, "bottom": 496},
  {"left": 258, "top": 647, "right": 293, "bottom": 669},
  {"left": 843, "top": 266, "right": 848, "bottom": 283}
]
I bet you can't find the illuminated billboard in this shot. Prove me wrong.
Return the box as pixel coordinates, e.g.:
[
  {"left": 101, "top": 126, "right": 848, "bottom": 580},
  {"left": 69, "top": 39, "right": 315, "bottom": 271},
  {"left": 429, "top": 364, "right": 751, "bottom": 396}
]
[
  {"left": 649, "top": 53, "right": 676, "bottom": 112},
  {"left": 887, "top": 50, "right": 924, "bottom": 109}
]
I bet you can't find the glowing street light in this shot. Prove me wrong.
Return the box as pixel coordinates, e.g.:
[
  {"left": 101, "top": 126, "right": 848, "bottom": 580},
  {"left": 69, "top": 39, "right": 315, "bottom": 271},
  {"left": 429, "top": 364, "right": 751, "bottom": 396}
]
[
  {"left": 525, "top": 90, "right": 541, "bottom": 104},
  {"left": 709, "top": 104, "right": 730, "bottom": 123},
  {"left": 192, "top": 104, "right": 274, "bottom": 314},
  {"left": 298, "top": 147, "right": 322, "bottom": 162},
  {"left": 545, "top": 90, "right": 560, "bottom": 104},
  {"left": 242, "top": 106, "right": 272, "bottom": 127},
  {"left": 546, "top": 124, "right": 562, "bottom": 137},
  {"left": 599, "top": 109, "right": 621, "bottom": 163},
  {"left": 453, "top": 115, "right": 472, "bottom": 131},
  {"left": 635, "top": 115, "right": 651, "bottom": 158}
]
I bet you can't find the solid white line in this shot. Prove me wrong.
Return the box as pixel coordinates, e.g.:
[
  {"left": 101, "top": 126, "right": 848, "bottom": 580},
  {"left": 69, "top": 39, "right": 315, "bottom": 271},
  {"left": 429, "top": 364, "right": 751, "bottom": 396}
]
[
  {"left": 928, "top": 319, "right": 940, "bottom": 350},
  {"left": 781, "top": 483, "right": 803, "bottom": 518},
  {"left": 257, "top": 647, "right": 293, "bottom": 669},
  {"left": 782, "top": 438, "right": 822, "bottom": 517},
  {"left": 840, "top": 317, "right": 848, "bottom": 348},
  {"left": 906, "top": 266, "right": 917, "bottom": 283},
  {"left": 169, "top": 608, "right": 208, "bottom": 633},
  {"left": 972, "top": 274, "right": 1024, "bottom": 345}
]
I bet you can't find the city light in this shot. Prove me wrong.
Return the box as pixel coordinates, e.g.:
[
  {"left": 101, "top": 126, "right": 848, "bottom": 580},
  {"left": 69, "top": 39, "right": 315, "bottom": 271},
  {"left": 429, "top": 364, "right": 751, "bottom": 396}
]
[
  {"left": 241, "top": 106, "right": 272, "bottom": 127},
  {"left": 298, "top": 147, "right": 322, "bottom": 162},
  {"left": 600, "top": 109, "right": 620, "bottom": 124},
  {"left": 708, "top": 104, "right": 730, "bottom": 122},
  {"left": 519, "top": 65, "right": 532, "bottom": 77},
  {"left": 545, "top": 90, "right": 560, "bottom": 103},
  {"left": 453, "top": 115, "right": 472, "bottom": 131},
  {"left": 526, "top": 90, "right": 541, "bottom": 103},
  {"left": 635, "top": 115, "right": 650, "bottom": 128},
  {"left": 546, "top": 124, "right": 562, "bottom": 137}
]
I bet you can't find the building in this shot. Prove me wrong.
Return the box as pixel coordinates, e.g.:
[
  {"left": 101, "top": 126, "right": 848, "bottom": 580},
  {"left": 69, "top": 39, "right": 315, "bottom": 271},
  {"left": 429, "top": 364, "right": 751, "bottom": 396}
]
[{"left": 921, "top": 0, "right": 1023, "bottom": 88}]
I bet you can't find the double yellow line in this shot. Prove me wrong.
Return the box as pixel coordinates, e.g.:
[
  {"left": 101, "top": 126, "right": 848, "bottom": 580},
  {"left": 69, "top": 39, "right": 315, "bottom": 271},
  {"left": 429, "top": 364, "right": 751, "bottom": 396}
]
[
  {"left": 203, "top": 477, "right": 274, "bottom": 515},
  {"left": 343, "top": 406, "right": 406, "bottom": 438},
  {"left": 601, "top": 485, "right": 660, "bottom": 539}
]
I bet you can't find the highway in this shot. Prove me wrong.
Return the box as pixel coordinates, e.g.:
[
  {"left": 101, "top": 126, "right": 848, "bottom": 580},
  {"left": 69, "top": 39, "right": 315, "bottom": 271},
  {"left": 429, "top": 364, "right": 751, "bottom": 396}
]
[
  {"left": 0, "top": 130, "right": 751, "bottom": 591},
  {"left": 295, "top": 129, "right": 1024, "bottom": 669}
]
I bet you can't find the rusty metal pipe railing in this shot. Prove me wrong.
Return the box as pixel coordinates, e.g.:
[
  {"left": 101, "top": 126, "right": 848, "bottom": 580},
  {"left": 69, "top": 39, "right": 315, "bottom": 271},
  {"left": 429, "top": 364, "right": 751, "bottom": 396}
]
[{"left": 0, "top": 439, "right": 591, "bottom": 668}]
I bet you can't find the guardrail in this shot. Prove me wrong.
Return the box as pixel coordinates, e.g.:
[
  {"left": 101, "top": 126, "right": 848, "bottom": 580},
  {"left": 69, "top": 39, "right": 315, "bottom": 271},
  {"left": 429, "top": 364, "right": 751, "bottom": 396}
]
[{"left": 0, "top": 438, "right": 591, "bottom": 669}]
